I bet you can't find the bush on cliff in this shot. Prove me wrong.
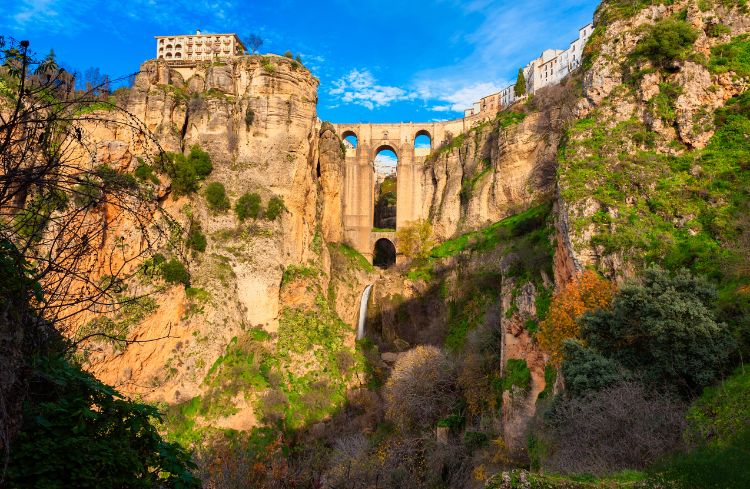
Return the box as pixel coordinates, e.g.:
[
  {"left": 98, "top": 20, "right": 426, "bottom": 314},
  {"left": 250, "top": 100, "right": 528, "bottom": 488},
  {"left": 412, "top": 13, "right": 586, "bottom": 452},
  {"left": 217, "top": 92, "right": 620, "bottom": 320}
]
[
  {"left": 205, "top": 182, "right": 230, "bottom": 212},
  {"left": 579, "top": 266, "right": 734, "bottom": 395},
  {"left": 235, "top": 192, "right": 262, "bottom": 221},
  {"left": 162, "top": 145, "right": 213, "bottom": 197},
  {"left": 632, "top": 18, "right": 699, "bottom": 67},
  {"left": 265, "top": 195, "right": 285, "bottom": 220}
]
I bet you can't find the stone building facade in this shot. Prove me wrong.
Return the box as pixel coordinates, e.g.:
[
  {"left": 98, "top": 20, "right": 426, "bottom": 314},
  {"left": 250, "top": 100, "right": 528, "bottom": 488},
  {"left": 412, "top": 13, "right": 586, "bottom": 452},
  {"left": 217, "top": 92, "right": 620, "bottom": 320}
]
[
  {"left": 155, "top": 31, "right": 246, "bottom": 62},
  {"left": 464, "top": 22, "right": 594, "bottom": 117}
]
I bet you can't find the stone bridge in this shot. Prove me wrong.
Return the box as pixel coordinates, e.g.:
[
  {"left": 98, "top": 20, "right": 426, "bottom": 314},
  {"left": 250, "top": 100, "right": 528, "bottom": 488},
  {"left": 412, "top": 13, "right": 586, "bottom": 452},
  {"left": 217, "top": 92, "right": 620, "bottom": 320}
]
[{"left": 332, "top": 116, "right": 484, "bottom": 265}]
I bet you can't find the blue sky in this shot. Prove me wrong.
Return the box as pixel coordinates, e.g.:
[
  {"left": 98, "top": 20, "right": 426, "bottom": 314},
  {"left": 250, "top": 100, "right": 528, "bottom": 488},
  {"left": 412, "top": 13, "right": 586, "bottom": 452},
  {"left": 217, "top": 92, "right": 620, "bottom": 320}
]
[{"left": 1, "top": 0, "right": 599, "bottom": 123}]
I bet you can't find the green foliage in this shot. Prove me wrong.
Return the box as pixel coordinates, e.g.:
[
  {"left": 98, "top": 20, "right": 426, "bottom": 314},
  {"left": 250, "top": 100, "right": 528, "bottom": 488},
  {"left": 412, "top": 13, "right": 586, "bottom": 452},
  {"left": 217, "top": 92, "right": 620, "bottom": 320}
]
[
  {"left": 632, "top": 18, "right": 699, "bottom": 67},
  {"left": 537, "top": 365, "right": 558, "bottom": 401},
  {"left": 7, "top": 354, "right": 199, "bottom": 489},
  {"left": 281, "top": 264, "right": 320, "bottom": 286},
  {"left": 496, "top": 110, "right": 527, "bottom": 128},
  {"left": 562, "top": 340, "right": 626, "bottom": 396},
  {"left": 514, "top": 68, "right": 527, "bottom": 97},
  {"left": 134, "top": 160, "right": 159, "bottom": 184},
  {"left": 283, "top": 50, "right": 293, "bottom": 58},
  {"left": 445, "top": 283, "right": 497, "bottom": 351},
  {"left": 186, "top": 221, "right": 207, "bottom": 253},
  {"left": 204, "top": 182, "right": 230, "bottom": 212},
  {"left": 408, "top": 202, "right": 552, "bottom": 282},
  {"left": 705, "top": 21, "right": 731, "bottom": 38},
  {"left": 261, "top": 59, "right": 275, "bottom": 73},
  {"left": 502, "top": 358, "right": 532, "bottom": 392},
  {"left": 265, "top": 195, "right": 285, "bottom": 220},
  {"left": 651, "top": 82, "right": 682, "bottom": 124},
  {"left": 650, "top": 428, "right": 750, "bottom": 488},
  {"left": 686, "top": 366, "right": 750, "bottom": 445},
  {"left": 235, "top": 192, "right": 261, "bottom": 221},
  {"left": 163, "top": 145, "right": 213, "bottom": 197},
  {"left": 581, "top": 267, "right": 734, "bottom": 395},
  {"left": 14, "top": 190, "right": 68, "bottom": 241},
  {"left": 709, "top": 34, "right": 750, "bottom": 77},
  {"left": 460, "top": 167, "right": 491, "bottom": 204},
  {"left": 330, "top": 243, "right": 375, "bottom": 272},
  {"left": 95, "top": 164, "right": 138, "bottom": 190},
  {"left": 160, "top": 258, "right": 190, "bottom": 287}
]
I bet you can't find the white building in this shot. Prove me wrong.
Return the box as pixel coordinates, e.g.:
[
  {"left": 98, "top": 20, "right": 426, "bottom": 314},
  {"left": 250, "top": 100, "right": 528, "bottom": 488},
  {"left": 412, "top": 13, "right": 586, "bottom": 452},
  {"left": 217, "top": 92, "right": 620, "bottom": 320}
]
[
  {"left": 464, "top": 22, "right": 594, "bottom": 118},
  {"left": 155, "top": 31, "right": 246, "bottom": 62}
]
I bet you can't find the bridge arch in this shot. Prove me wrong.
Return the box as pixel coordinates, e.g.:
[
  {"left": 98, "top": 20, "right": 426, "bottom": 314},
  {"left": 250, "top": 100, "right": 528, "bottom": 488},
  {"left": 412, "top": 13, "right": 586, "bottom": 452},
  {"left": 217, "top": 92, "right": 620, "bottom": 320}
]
[
  {"left": 342, "top": 130, "right": 358, "bottom": 149},
  {"left": 373, "top": 144, "right": 399, "bottom": 163},
  {"left": 414, "top": 129, "right": 432, "bottom": 149},
  {"left": 373, "top": 238, "right": 396, "bottom": 268}
]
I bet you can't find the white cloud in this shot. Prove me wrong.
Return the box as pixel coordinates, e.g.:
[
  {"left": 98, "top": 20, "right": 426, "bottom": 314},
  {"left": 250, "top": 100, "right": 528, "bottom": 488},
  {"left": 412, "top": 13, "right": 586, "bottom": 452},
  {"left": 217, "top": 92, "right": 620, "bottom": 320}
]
[
  {"left": 417, "top": 80, "right": 505, "bottom": 112},
  {"left": 329, "top": 69, "right": 416, "bottom": 110}
]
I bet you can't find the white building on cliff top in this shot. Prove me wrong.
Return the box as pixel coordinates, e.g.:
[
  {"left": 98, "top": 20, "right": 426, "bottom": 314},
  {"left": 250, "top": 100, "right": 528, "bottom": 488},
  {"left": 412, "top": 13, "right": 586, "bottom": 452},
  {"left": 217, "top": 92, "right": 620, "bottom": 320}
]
[
  {"left": 465, "top": 22, "right": 594, "bottom": 117},
  {"left": 155, "top": 31, "right": 246, "bottom": 62}
]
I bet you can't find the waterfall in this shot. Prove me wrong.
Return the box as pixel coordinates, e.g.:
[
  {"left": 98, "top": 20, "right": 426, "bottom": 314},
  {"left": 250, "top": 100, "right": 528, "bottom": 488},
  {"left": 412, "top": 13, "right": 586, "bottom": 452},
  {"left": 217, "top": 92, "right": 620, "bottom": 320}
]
[{"left": 357, "top": 285, "right": 373, "bottom": 340}]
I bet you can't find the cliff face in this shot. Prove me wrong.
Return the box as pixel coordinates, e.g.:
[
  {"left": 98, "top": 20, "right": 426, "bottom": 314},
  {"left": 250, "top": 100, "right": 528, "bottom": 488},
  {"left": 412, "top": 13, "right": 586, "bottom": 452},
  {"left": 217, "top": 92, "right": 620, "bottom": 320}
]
[
  {"left": 419, "top": 82, "right": 578, "bottom": 243},
  {"left": 559, "top": 0, "right": 750, "bottom": 281},
  {"left": 82, "top": 56, "right": 352, "bottom": 420}
]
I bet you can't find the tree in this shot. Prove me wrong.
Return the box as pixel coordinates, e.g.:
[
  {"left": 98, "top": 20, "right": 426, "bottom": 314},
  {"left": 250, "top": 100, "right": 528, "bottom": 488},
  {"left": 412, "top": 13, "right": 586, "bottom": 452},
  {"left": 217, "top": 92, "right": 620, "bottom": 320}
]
[
  {"left": 580, "top": 266, "right": 735, "bottom": 394},
  {"left": 384, "top": 345, "right": 459, "bottom": 431},
  {"left": 235, "top": 192, "right": 261, "bottom": 221},
  {"left": 632, "top": 18, "right": 699, "bottom": 68},
  {"left": 537, "top": 270, "right": 614, "bottom": 366},
  {"left": 265, "top": 195, "right": 285, "bottom": 220},
  {"left": 205, "top": 182, "right": 230, "bottom": 212},
  {"left": 395, "top": 219, "right": 434, "bottom": 259},
  {"left": 245, "top": 34, "right": 263, "bottom": 54},
  {"left": 6, "top": 355, "right": 200, "bottom": 488},
  {"left": 514, "top": 68, "right": 527, "bottom": 97}
]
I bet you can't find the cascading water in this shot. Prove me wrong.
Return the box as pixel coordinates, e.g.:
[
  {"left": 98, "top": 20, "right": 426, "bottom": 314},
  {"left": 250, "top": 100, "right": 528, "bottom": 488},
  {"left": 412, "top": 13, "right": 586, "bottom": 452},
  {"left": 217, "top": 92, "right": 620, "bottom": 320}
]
[{"left": 357, "top": 285, "right": 373, "bottom": 340}]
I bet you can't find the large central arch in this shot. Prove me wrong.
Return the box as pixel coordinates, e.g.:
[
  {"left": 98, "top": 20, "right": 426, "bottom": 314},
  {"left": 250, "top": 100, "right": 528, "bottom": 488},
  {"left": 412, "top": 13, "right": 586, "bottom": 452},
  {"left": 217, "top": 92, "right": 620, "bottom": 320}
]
[
  {"left": 333, "top": 121, "right": 475, "bottom": 263},
  {"left": 373, "top": 145, "right": 398, "bottom": 231}
]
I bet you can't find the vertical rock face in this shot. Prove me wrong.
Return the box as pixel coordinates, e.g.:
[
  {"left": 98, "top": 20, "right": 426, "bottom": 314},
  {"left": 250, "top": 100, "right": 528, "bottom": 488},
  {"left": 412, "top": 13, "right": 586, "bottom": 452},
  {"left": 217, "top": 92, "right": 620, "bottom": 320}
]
[
  {"left": 84, "top": 56, "right": 336, "bottom": 406},
  {"left": 419, "top": 95, "right": 572, "bottom": 241},
  {"left": 317, "top": 124, "right": 345, "bottom": 243},
  {"left": 561, "top": 0, "right": 750, "bottom": 280}
]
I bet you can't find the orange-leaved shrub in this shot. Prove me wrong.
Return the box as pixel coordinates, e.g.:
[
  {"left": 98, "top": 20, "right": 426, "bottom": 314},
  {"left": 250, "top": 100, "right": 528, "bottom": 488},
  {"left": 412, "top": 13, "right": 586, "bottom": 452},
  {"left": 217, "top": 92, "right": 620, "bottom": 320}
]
[{"left": 537, "top": 269, "right": 614, "bottom": 366}]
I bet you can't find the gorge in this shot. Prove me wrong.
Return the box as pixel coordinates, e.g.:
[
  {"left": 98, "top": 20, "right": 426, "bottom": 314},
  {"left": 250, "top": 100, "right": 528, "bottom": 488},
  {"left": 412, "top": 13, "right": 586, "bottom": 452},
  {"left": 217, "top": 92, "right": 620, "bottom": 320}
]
[{"left": 1, "top": 0, "right": 750, "bottom": 487}]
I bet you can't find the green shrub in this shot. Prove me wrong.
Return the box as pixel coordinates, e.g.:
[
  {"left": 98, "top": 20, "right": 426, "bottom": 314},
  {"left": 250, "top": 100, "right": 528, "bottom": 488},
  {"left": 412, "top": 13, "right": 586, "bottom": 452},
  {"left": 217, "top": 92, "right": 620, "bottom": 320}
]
[
  {"left": 265, "top": 195, "right": 285, "bottom": 220},
  {"left": 632, "top": 18, "right": 699, "bottom": 67},
  {"left": 167, "top": 155, "right": 199, "bottom": 196},
  {"left": 562, "top": 340, "right": 626, "bottom": 396},
  {"left": 160, "top": 259, "right": 190, "bottom": 287},
  {"left": 204, "top": 182, "right": 230, "bottom": 212},
  {"left": 283, "top": 51, "right": 293, "bottom": 58},
  {"left": 134, "top": 160, "right": 159, "bottom": 184},
  {"left": 580, "top": 267, "right": 735, "bottom": 395},
  {"left": 6, "top": 354, "right": 199, "bottom": 488},
  {"left": 709, "top": 34, "right": 750, "bottom": 77},
  {"left": 187, "top": 145, "right": 212, "bottom": 177},
  {"left": 502, "top": 358, "right": 532, "bottom": 392},
  {"left": 186, "top": 221, "right": 207, "bottom": 253},
  {"left": 163, "top": 145, "right": 213, "bottom": 197},
  {"left": 95, "top": 164, "right": 138, "bottom": 190},
  {"left": 235, "top": 192, "right": 261, "bottom": 221}
]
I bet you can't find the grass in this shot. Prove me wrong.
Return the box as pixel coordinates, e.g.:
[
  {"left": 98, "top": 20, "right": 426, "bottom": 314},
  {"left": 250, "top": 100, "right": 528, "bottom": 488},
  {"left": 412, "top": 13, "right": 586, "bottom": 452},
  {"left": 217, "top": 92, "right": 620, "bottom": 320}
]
[
  {"left": 408, "top": 202, "right": 553, "bottom": 282},
  {"left": 330, "top": 243, "right": 375, "bottom": 273},
  {"left": 502, "top": 359, "right": 532, "bottom": 392}
]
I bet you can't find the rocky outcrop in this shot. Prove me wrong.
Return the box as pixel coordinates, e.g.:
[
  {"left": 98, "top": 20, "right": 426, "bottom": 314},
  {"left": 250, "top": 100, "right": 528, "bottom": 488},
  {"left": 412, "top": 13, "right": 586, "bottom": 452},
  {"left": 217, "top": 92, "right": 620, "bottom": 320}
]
[
  {"left": 317, "top": 124, "right": 345, "bottom": 243},
  {"left": 82, "top": 56, "right": 344, "bottom": 411}
]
